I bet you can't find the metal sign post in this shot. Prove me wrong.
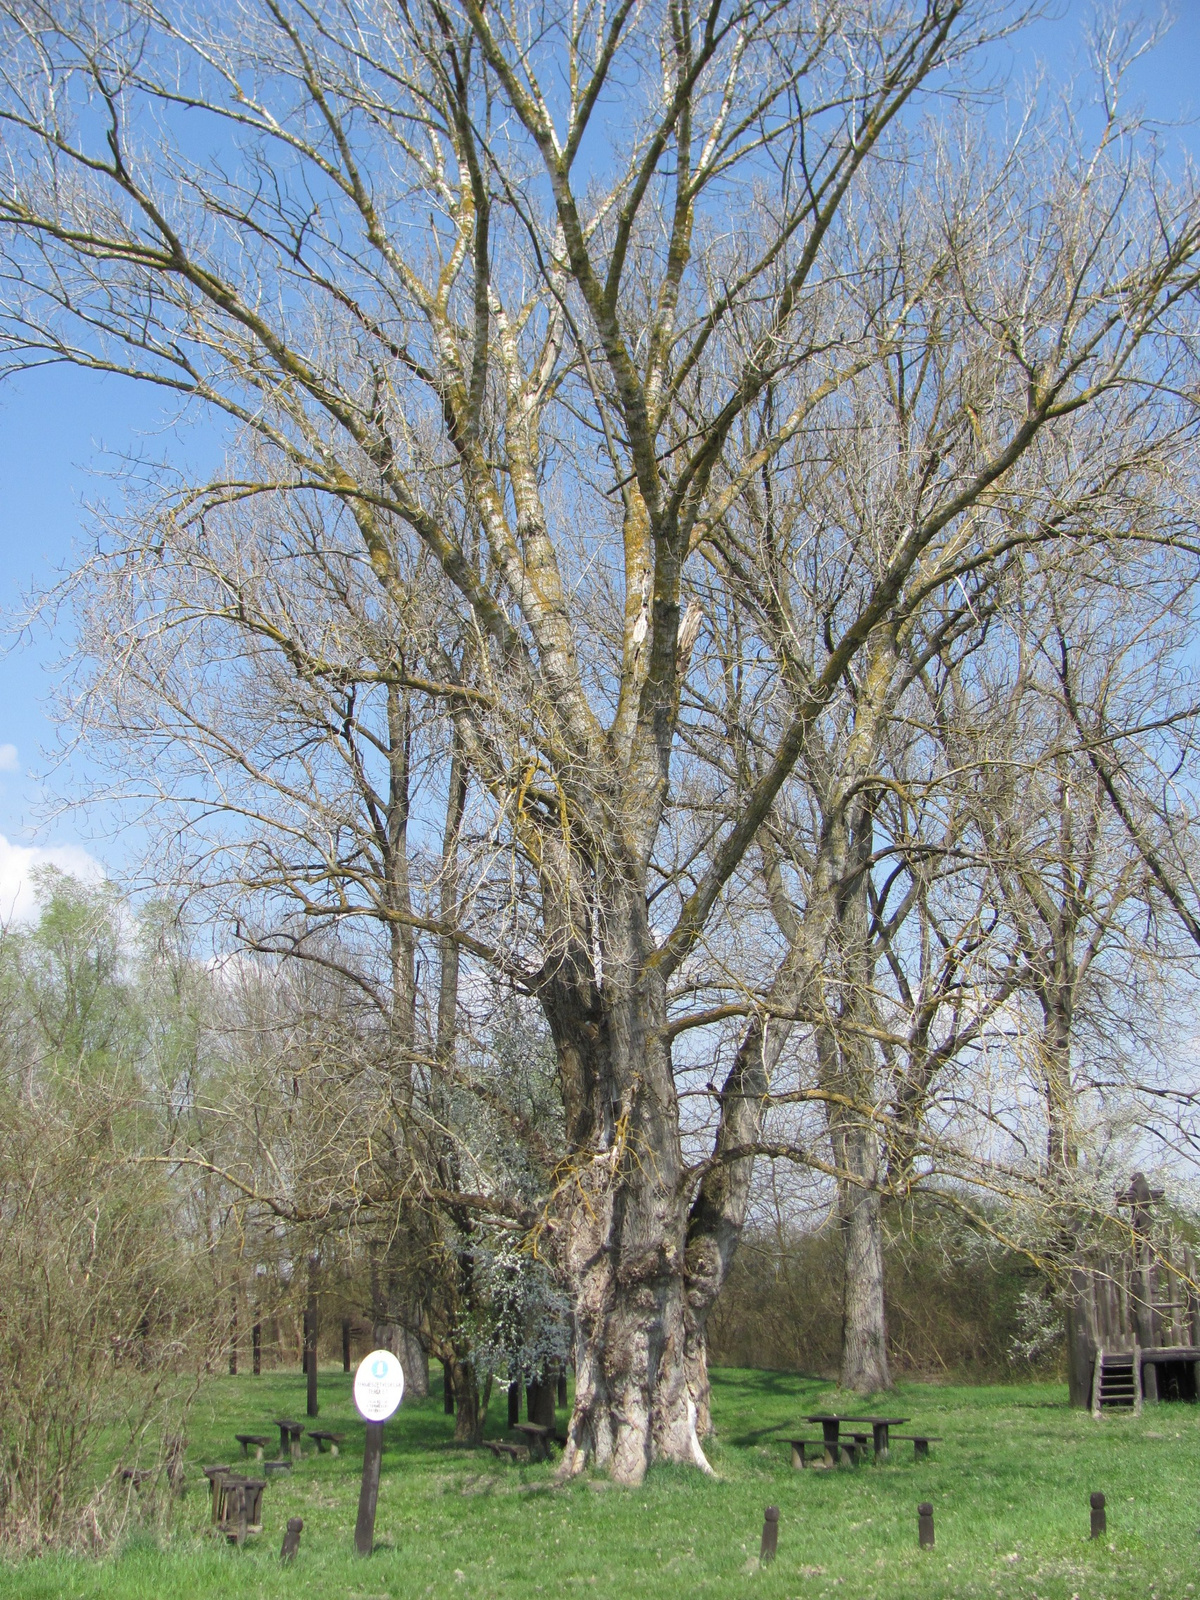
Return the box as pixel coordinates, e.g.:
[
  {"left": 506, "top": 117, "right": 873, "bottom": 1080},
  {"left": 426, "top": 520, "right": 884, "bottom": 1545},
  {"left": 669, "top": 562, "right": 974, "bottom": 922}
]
[{"left": 352, "top": 1349, "right": 405, "bottom": 1557}]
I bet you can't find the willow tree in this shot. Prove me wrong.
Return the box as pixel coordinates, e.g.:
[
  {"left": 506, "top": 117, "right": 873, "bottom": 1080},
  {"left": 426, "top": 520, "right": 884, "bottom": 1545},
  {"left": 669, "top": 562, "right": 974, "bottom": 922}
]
[{"left": 3, "top": 0, "right": 1198, "bottom": 1478}]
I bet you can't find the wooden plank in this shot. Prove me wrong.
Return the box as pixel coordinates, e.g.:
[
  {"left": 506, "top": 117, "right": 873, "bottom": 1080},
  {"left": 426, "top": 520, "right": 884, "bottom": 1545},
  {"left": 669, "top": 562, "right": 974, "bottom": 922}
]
[{"left": 1091, "top": 1347, "right": 1103, "bottom": 1419}]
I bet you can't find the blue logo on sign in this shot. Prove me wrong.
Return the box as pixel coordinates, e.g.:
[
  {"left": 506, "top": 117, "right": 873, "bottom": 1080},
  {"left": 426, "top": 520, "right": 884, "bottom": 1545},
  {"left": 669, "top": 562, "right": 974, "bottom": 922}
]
[{"left": 372, "top": 1359, "right": 388, "bottom": 1378}]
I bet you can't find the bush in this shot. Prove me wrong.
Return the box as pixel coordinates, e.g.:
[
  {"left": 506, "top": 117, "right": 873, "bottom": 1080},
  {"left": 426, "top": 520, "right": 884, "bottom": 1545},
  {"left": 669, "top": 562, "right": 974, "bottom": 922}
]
[
  {"left": 707, "top": 1203, "right": 1064, "bottom": 1382},
  {"left": 0, "top": 877, "right": 211, "bottom": 1553}
]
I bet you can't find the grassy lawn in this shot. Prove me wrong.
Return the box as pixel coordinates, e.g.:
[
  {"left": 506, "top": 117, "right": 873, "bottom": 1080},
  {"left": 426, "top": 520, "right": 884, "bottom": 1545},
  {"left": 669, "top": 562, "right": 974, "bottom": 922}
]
[{"left": 5, "top": 1365, "right": 1195, "bottom": 1599}]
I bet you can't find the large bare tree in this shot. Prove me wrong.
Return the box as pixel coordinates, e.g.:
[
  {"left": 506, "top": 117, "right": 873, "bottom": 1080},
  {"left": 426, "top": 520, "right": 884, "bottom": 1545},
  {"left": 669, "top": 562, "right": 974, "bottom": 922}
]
[{"left": 4, "top": 0, "right": 1199, "bottom": 1475}]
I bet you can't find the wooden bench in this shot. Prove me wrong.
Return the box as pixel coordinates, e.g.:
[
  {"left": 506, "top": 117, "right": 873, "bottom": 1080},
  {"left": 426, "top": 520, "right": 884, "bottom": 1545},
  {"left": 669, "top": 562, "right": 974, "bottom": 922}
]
[
  {"left": 890, "top": 1434, "right": 942, "bottom": 1459},
  {"left": 216, "top": 1474, "right": 266, "bottom": 1545},
  {"left": 512, "top": 1423, "right": 556, "bottom": 1462},
  {"left": 484, "top": 1439, "right": 528, "bottom": 1461},
  {"left": 200, "top": 1465, "right": 265, "bottom": 1541},
  {"left": 235, "top": 1433, "right": 271, "bottom": 1461},
  {"left": 306, "top": 1430, "right": 344, "bottom": 1455},
  {"left": 788, "top": 1434, "right": 871, "bottom": 1468}
]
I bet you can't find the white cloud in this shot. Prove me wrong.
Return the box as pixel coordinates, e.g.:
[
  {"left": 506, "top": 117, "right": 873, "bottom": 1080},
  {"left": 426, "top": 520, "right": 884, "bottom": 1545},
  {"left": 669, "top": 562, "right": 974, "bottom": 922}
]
[
  {"left": 0, "top": 835, "right": 106, "bottom": 924},
  {"left": 0, "top": 744, "right": 19, "bottom": 773}
]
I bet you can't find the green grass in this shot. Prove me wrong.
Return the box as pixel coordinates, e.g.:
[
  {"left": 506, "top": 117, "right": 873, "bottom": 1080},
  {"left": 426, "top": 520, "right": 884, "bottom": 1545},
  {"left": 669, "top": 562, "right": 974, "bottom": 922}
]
[{"left": 5, "top": 1365, "right": 1197, "bottom": 1599}]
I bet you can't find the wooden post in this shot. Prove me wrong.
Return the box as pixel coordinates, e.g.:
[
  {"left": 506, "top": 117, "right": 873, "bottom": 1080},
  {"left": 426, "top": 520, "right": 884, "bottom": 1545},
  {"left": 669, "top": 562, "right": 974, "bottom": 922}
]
[
  {"left": 508, "top": 1381, "right": 521, "bottom": 1428},
  {"left": 759, "top": 1506, "right": 779, "bottom": 1564},
  {"left": 918, "top": 1502, "right": 935, "bottom": 1549},
  {"left": 252, "top": 1321, "right": 262, "bottom": 1376},
  {"left": 1139, "top": 1348, "right": 1155, "bottom": 1407},
  {"left": 527, "top": 1378, "right": 556, "bottom": 1429},
  {"left": 229, "top": 1291, "right": 238, "bottom": 1376},
  {"left": 1090, "top": 1492, "right": 1106, "bottom": 1538},
  {"left": 280, "top": 1516, "right": 303, "bottom": 1563},
  {"left": 342, "top": 1318, "right": 352, "bottom": 1373},
  {"left": 355, "top": 1421, "right": 384, "bottom": 1556},
  {"left": 305, "top": 1308, "right": 318, "bottom": 1415},
  {"left": 305, "top": 1259, "right": 319, "bottom": 1417},
  {"left": 557, "top": 1368, "right": 568, "bottom": 1407}
]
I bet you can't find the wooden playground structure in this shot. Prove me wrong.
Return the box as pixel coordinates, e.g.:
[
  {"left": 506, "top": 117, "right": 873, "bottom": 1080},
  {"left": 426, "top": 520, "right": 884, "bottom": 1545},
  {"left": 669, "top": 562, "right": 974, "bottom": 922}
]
[{"left": 1066, "top": 1174, "right": 1200, "bottom": 1412}]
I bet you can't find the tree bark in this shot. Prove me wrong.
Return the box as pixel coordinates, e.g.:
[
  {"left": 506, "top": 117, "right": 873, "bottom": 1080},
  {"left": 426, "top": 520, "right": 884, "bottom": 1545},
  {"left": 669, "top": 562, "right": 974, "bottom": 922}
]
[
  {"left": 1040, "top": 986, "right": 1078, "bottom": 1171},
  {"left": 834, "top": 1121, "right": 890, "bottom": 1392},
  {"left": 449, "top": 1356, "right": 485, "bottom": 1445},
  {"left": 547, "top": 888, "right": 711, "bottom": 1485},
  {"left": 682, "top": 1002, "right": 795, "bottom": 1436},
  {"left": 371, "top": 1319, "right": 430, "bottom": 1398}
]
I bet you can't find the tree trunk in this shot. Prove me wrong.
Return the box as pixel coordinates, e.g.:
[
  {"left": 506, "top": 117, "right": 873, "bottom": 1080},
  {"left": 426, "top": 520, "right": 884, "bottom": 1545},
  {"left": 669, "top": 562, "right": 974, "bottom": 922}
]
[
  {"left": 449, "top": 1356, "right": 485, "bottom": 1445},
  {"left": 371, "top": 1319, "right": 430, "bottom": 1398},
  {"left": 547, "top": 888, "right": 712, "bottom": 1485},
  {"left": 835, "top": 1121, "right": 890, "bottom": 1392},
  {"left": 682, "top": 1003, "right": 795, "bottom": 1436},
  {"left": 1040, "top": 987, "right": 1078, "bottom": 1171},
  {"left": 803, "top": 700, "right": 893, "bottom": 1396}
]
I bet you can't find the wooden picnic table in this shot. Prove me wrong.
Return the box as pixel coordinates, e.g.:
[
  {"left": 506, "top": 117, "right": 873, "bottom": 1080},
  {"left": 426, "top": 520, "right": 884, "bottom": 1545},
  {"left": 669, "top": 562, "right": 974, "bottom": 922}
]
[
  {"left": 804, "top": 1413, "right": 910, "bottom": 1461},
  {"left": 272, "top": 1418, "right": 305, "bottom": 1460}
]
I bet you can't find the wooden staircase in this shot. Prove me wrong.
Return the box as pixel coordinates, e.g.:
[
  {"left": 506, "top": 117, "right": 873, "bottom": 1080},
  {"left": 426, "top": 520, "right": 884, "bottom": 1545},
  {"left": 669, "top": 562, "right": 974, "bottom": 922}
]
[{"left": 1090, "top": 1347, "right": 1142, "bottom": 1416}]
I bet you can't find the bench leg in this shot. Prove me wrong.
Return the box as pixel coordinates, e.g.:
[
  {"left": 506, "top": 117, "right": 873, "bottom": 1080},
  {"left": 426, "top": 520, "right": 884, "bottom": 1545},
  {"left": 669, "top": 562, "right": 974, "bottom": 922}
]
[{"left": 913, "top": 1440, "right": 929, "bottom": 1459}]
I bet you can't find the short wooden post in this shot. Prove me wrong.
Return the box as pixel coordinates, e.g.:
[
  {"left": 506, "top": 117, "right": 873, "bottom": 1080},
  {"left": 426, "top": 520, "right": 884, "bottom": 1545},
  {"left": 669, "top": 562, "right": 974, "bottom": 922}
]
[
  {"left": 305, "top": 1267, "right": 319, "bottom": 1417},
  {"left": 342, "top": 1318, "right": 352, "bottom": 1373},
  {"left": 252, "top": 1321, "right": 261, "bottom": 1376},
  {"left": 918, "top": 1501, "right": 935, "bottom": 1549},
  {"left": 355, "top": 1421, "right": 384, "bottom": 1556},
  {"left": 760, "top": 1506, "right": 779, "bottom": 1564},
  {"left": 280, "top": 1516, "right": 303, "bottom": 1563},
  {"left": 1090, "top": 1492, "right": 1106, "bottom": 1538},
  {"left": 508, "top": 1380, "right": 521, "bottom": 1428}
]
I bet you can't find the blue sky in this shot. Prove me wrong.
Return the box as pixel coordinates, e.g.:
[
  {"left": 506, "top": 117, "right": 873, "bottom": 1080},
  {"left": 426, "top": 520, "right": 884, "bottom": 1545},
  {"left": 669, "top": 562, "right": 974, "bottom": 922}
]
[{"left": 0, "top": 0, "right": 1197, "bottom": 912}]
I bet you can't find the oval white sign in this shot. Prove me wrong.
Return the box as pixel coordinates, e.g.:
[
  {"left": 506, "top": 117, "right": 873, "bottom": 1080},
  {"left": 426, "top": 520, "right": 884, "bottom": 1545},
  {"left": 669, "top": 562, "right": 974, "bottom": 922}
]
[{"left": 353, "top": 1348, "right": 405, "bottom": 1422}]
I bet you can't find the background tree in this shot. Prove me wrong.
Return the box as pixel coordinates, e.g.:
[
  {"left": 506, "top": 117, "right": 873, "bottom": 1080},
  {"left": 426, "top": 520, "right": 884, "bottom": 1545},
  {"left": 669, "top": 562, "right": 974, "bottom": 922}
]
[{"left": 0, "top": 874, "right": 222, "bottom": 1551}]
